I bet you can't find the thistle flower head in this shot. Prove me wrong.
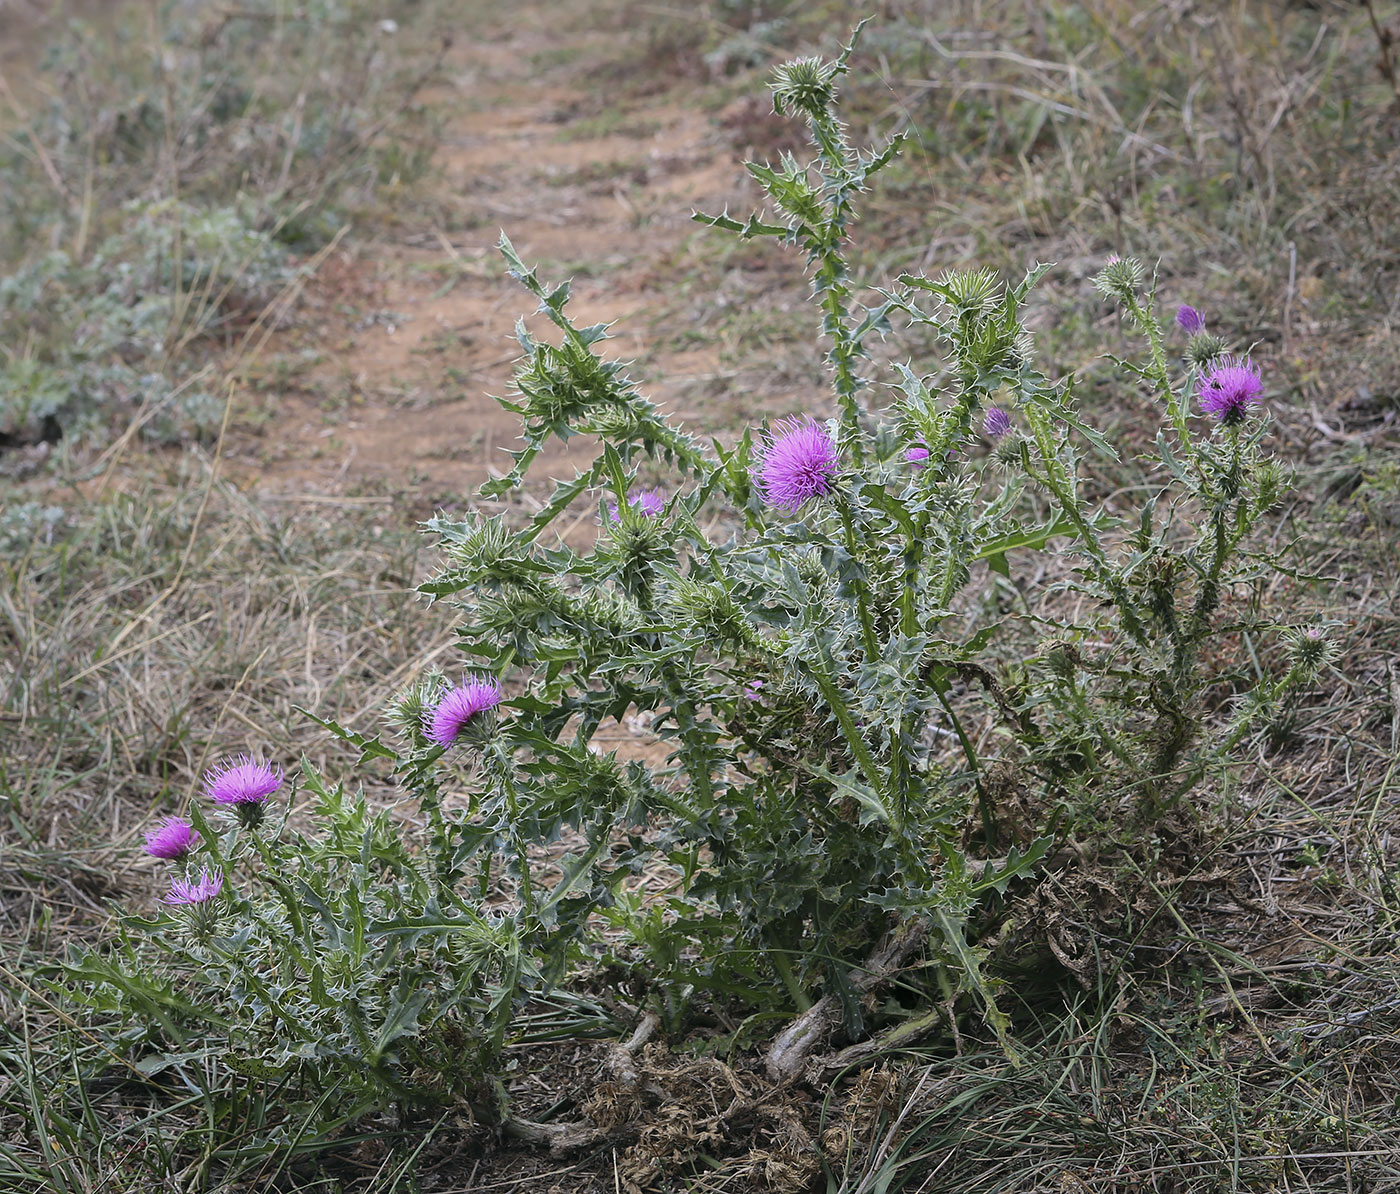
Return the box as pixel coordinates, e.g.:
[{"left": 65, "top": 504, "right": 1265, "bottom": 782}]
[
  {"left": 425, "top": 675, "right": 502, "bottom": 748},
  {"left": 770, "top": 56, "right": 838, "bottom": 119},
  {"left": 1186, "top": 332, "right": 1228, "bottom": 369},
  {"left": 161, "top": 868, "right": 224, "bottom": 906},
  {"left": 143, "top": 817, "right": 198, "bottom": 861},
  {"left": 1285, "top": 625, "right": 1337, "bottom": 675},
  {"left": 904, "top": 443, "right": 930, "bottom": 469},
  {"left": 992, "top": 433, "right": 1023, "bottom": 467},
  {"left": 941, "top": 267, "right": 1002, "bottom": 318},
  {"left": 386, "top": 674, "right": 444, "bottom": 745},
  {"left": 668, "top": 578, "right": 743, "bottom": 638},
  {"left": 1041, "top": 639, "right": 1082, "bottom": 680},
  {"left": 586, "top": 404, "right": 641, "bottom": 438},
  {"left": 1093, "top": 255, "right": 1145, "bottom": 302},
  {"left": 752, "top": 416, "right": 840, "bottom": 511},
  {"left": 1176, "top": 304, "right": 1204, "bottom": 335},
  {"left": 204, "top": 755, "right": 282, "bottom": 828},
  {"left": 1198, "top": 357, "right": 1264, "bottom": 425},
  {"left": 606, "top": 487, "right": 667, "bottom": 524},
  {"left": 983, "top": 407, "right": 1012, "bottom": 440}
]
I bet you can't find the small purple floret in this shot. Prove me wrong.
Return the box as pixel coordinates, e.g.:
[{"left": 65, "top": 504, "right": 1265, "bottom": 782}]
[
  {"left": 426, "top": 676, "right": 502, "bottom": 748},
  {"left": 203, "top": 756, "right": 283, "bottom": 806},
  {"left": 161, "top": 868, "right": 224, "bottom": 906},
  {"left": 983, "top": 407, "right": 1011, "bottom": 440},
  {"left": 1176, "top": 304, "right": 1204, "bottom": 335},
  {"left": 630, "top": 488, "right": 666, "bottom": 517},
  {"left": 144, "top": 816, "right": 198, "bottom": 861},
  {"left": 753, "top": 417, "right": 839, "bottom": 512},
  {"left": 904, "top": 444, "right": 930, "bottom": 469},
  {"left": 1198, "top": 357, "right": 1264, "bottom": 425},
  {"left": 743, "top": 680, "right": 765, "bottom": 701},
  {"left": 606, "top": 487, "right": 667, "bottom": 523}
]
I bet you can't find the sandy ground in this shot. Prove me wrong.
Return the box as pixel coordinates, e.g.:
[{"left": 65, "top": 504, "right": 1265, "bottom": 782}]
[{"left": 223, "top": 8, "right": 787, "bottom": 514}]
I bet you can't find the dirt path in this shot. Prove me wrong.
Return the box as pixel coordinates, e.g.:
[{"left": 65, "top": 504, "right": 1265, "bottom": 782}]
[{"left": 233, "top": 3, "right": 796, "bottom": 514}]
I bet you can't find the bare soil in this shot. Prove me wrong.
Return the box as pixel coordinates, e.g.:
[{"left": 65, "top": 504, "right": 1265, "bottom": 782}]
[{"left": 230, "top": 5, "right": 808, "bottom": 517}]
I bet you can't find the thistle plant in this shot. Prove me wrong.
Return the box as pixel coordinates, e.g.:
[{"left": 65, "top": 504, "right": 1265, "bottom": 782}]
[
  {"left": 336, "top": 27, "right": 1318, "bottom": 1065},
  {"left": 71, "top": 28, "right": 1328, "bottom": 1118},
  {"left": 63, "top": 759, "right": 525, "bottom": 1121}
]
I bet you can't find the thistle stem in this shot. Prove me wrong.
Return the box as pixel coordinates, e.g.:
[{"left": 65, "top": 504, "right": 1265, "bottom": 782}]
[
  {"left": 836, "top": 496, "right": 880, "bottom": 662},
  {"left": 771, "top": 950, "right": 812, "bottom": 1013}
]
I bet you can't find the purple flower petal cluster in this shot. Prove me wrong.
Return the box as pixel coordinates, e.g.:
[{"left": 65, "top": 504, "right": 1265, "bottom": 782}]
[
  {"left": 203, "top": 756, "right": 283, "bottom": 806},
  {"left": 983, "top": 407, "right": 1011, "bottom": 440},
  {"left": 426, "top": 676, "right": 502, "bottom": 747},
  {"left": 606, "top": 487, "right": 667, "bottom": 523},
  {"left": 753, "top": 417, "right": 839, "bottom": 511},
  {"left": 1176, "top": 304, "right": 1204, "bottom": 335},
  {"left": 1197, "top": 357, "right": 1264, "bottom": 425},
  {"left": 144, "top": 817, "right": 198, "bottom": 860},
  {"left": 904, "top": 443, "right": 930, "bottom": 469},
  {"left": 161, "top": 868, "right": 224, "bottom": 906},
  {"left": 630, "top": 488, "right": 666, "bottom": 517}
]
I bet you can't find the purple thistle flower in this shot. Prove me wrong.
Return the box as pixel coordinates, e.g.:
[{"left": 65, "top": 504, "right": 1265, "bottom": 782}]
[
  {"left": 743, "top": 680, "right": 765, "bottom": 701},
  {"left": 904, "top": 443, "right": 930, "bottom": 469},
  {"left": 204, "top": 756, "right": 282, "bottom": 806},
  {"left": 1176, "top": 304, "right": 1204, "bottom": 335},
  {"left": 425, "top": 675, "right": 502, "bottom": 748},
  {"left": 983, "top": 407, "right": 1011, "bottom": 440},
  {"left": 204, "top": 755, "right": 282, "bottom": 829},
  {"left": 161, "top": 867, "right": 224, "bottom": 906},
  {"left": 630, "top": 488, "right": 666, "bottom": 517},
  {"left": 1197, "top": 357, "right": 1264, "bottom": 425},
  {"left": 606, "top": 487, "right": 667, "bottom": 523},
  {"left": 144, "top": 816, "right": 199, "bottom": 861},
  {"left": 752, "top": 417, "right": 840, "bottom": 512}
]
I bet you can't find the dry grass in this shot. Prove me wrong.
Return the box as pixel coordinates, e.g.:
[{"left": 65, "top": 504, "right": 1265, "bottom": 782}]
[{"left": 0, "top": 476, "right": 434, "bottom": 894}]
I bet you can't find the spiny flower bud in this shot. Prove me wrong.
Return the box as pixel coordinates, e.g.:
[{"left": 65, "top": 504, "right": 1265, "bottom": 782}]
[
  {"left": 583, "top": 589, "right": 646, "bottom": 633},
  {"left": 770, "top": 56, "right": 837, "bottom": 119},
  {"left": 668, "top": 578, "right": 739, "bottom": 632},
  {"left": 1092, "top": 255, "right": 1145, "bottom": 303},
  {"left": 1041, "top": 638, "right": 1081, "bottom": 680},
  {"left": 992, "top": 433, "right": 1023, "bottom": 467},
  {"left": 794, "top": 550, "right": 831, "bottom": 592},
  {"left": 1186, "top": 333, "right": 1228, "bottom": 369},
  {"left": 1285, "top": 625, "right": 1337, "bottom": 676},
  {"left": 1251, "top": 459, "right": 1287, "bottom": 514},
  {"left": 387, "top": 674, "right": 443, "bottom": 746},
  {"left": 1008, "top": 330, "right": 1036, "bottom": 370},
  {"left": 586, "top": 404, "right": 641, "bottom": 438},
  {"left": 606, "top": 503, "right": 668, "bottom": 592},
  {"left": 942, "top": 267, "right": 1002, "bottom": 317}
]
